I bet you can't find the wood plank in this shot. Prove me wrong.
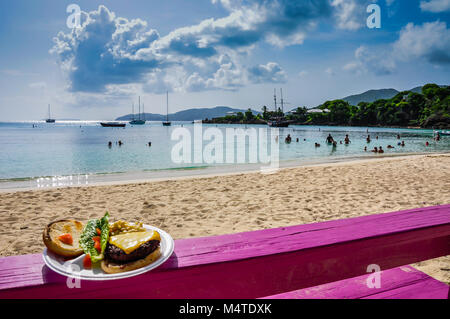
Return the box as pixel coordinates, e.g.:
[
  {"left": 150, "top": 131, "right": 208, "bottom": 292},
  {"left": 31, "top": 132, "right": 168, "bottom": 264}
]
[
  {"left": 0, "top": 204, "right": 449, "bottom": 298},
  {"left": 261, "top": 265, "right": 450, "bottom": 299}
]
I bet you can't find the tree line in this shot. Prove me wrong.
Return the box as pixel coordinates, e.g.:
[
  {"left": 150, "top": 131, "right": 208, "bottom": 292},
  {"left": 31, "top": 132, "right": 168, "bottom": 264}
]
[{"left": 204, "top": 84, "right": 450, "bottom": 128}]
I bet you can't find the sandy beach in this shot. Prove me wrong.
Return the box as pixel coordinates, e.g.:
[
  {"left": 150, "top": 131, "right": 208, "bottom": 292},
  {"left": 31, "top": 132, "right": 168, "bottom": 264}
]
[{"left": 0, "top": 154, "right": 448, "bottom": 284}]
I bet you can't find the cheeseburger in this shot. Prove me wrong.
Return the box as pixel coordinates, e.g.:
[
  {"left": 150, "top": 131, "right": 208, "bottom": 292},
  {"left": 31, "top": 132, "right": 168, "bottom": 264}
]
[{"left": 100, "top": 221, "right": 161, "bottom": 274}]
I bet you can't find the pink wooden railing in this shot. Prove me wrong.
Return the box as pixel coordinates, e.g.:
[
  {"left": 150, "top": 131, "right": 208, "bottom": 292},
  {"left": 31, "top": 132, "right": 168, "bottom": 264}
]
[{"left": 0, "top": 204, "right": 449, "bottom": 299}]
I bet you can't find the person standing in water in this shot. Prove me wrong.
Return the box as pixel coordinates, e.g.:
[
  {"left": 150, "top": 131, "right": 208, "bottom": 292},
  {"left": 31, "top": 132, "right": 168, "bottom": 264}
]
[
  {"left": 326, "top": 134, "right": 334, "bottom": 144},
  {"left": 344, "top": 134, "right": 350, "bottom": 144}
]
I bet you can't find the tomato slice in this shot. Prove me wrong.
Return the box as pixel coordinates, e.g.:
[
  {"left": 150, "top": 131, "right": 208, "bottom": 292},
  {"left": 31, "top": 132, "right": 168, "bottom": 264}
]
[
  {"left": 96, "top": 228, "right": 101, "bottom": 235},
  {"left": 83, "top": 254, "right": 92, "bottom": 269},
  {"left": 94, "top": 240, "right": 101, "bottom": 253},
  {"left": 58, "top": 233, "right": 73, "bottom": 245},
  {"left": 92, "top": 236, "right": 101, "bottom": 243}
]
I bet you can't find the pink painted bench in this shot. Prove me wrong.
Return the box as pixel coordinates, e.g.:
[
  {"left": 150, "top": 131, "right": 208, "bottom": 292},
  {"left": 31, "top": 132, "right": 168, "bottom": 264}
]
[{"left": 0, "top": 204, "right": 449, "bottom": 299}]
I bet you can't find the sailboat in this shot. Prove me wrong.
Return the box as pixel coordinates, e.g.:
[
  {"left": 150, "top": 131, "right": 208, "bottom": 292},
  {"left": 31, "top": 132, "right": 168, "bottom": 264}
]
[
  {"left": 267, "top": 88, "right": 290, "bottom": 128},
  {"left": 45, "top": 104, "right": 56, "bottom": 123},
  {"left": 162, "top": 91, "right": 171, "bottom": 126},
  {"left": 129, "top": 96, "right": 146, "bottom": 125}
]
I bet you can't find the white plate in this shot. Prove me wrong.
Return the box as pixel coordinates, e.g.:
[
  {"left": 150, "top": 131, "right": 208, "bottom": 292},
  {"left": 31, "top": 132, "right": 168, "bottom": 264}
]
[{"left": 43, "top": 224, "right": 174, "bottom": 281}]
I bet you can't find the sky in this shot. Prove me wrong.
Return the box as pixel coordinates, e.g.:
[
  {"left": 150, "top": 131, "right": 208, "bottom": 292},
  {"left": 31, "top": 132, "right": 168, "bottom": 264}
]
[{"left": 0, "top": 0, "right": 449, "bottom": 120}]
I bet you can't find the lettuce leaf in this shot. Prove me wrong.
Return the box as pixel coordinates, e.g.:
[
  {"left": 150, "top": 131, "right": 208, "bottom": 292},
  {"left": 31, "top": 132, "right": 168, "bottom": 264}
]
[{"left": 80, "top": 212, "right": 110, "bottom": 263}]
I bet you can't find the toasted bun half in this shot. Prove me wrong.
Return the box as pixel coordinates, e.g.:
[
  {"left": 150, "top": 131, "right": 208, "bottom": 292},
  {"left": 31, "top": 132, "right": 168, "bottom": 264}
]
[
  {"left": 43, "top": 219, "right": 84, "bottom": 257},
  {"left": 101, "top": 247, "right": 161, "bottom": 274}
]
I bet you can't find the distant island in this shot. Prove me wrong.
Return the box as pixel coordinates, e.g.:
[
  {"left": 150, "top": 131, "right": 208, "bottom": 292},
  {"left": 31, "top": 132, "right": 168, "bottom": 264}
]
[
  {"left": 116, "top": 106, "right": 260, "bottom": 122},
  {"left": 204, "top": 83, "right": 450, "bottom": 129}
]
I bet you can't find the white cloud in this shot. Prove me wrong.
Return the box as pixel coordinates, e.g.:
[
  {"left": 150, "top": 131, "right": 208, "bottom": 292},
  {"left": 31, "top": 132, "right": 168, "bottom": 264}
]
[
  {"left": 331, "top": 0, "right": 366, "bottom": 31},
  {"left": 344, "top": 20, "right": 450, "bottom": 76},
  {"left": 50, "top": 2, "right": 384, "bottom": 96},
  {"left": 420, "top": 0, "right": 450, "bottom": 12},
  {"left": 248, "top": 62, "right": 287, "bottom": 84},
  {"left": 393, "top": 21, "right": 450, "bottom": 64}
]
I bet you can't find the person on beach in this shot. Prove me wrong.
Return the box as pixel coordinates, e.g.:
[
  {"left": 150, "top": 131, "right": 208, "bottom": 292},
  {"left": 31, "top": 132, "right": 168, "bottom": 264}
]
[
  {"left": 108, "top": 141, "right": 112, "bottom": 148},
  {"left": 371, "top": 147, "right": 378, "bottom": 153},
  {"left": 364, "top": 146, "right": 367, "bottom": 151},
  {"left": 376, "top": 136, "right": 379, "bottom": 140},
  {"left": 118, "top": 140, "right": 123, "bottom": 146},
  {"left": 315, "top": 143, "right": 321, "bottom": 147},
  {"left": 426, "top": 141, "right": 429, "bottom": 146},
  {"left": 344, "top": 134, "right": 350, "bottom": 144},
  {"left": 401, "top": 141, "right": 405, "bottom": 147},
  {"left": 326, "top": 134, "right": 334, "bottom": 144},
  {"left": 397, "top": 134, "right": 401, "bottom": 139},
  {"left": 378, "top": 146, "right": 384, "bottom": 153},
  {"left": 367, "top": 135, "right": 371, "bottom": 143},
  {"left": 296, "top": 138, "right": 299, "bottom": 142},
  {"left": 332, "top": 141, "right": 337, "bottom": 148},
  {"left": 148, "top": 142, "right": 152, "bottom": 147}
]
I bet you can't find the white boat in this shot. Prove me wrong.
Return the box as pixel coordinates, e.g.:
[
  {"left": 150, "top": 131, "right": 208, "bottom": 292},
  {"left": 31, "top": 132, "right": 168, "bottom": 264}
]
[{"left": 434, "top": 130, "right": 450, "bottom": 136}]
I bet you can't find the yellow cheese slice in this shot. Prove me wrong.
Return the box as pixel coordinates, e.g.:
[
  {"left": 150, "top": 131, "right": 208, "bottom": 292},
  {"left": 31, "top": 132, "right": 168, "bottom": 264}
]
[{"left": 109, "top": 231, "right": 161, "bottom": 254}]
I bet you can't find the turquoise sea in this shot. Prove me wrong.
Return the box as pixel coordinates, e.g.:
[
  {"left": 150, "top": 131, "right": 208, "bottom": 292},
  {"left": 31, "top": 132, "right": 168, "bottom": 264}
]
[{"left": 0, "top": 121, "right": 449, "bottom": 181}]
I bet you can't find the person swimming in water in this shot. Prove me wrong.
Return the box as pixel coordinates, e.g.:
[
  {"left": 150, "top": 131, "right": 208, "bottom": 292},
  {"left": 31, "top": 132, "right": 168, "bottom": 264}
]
[
  {"left": 108, "top": 141, "right": 112, "bottom": 148},
  {"left": 435, "top": 132, "right": 441, "bottom": 141},
  {"left": 315, "top": 142, "right": 321, "bottom": 147},
  {"left": 387, "top": 145, "right": 394, "bottom": 149},
  {"left": 378, "top": 146, "right": 384, "bottom": 153},
  {"left": 371, "top": 147, "right": 378, "bottom": 153},
  {"left": 366, "top": 135, "right": 371, "bottom": 143},
  {"left": 401, "top": 141, "right": 405, "bottom": 147},
  {"left": 285, "top": 134, "right": 292, "bottom": 143}
]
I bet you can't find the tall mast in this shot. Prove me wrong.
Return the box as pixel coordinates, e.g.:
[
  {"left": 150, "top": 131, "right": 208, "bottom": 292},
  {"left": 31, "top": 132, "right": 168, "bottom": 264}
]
[
  {"left": 280, "top": 88, "right": 284, "bottom": 114},
  {"left": 143, "top": 103, "right": 145, "bottom": 121},
  {"left": 273, "top": 89, "right": 277, "bottom": 112},
  {"left": 138, "top": 96, "right": 141, "bottom": 120},
  {"left": 132, "top": 102, "right": 134, "bottom": 120},
  {"left": 48, "top": 104, "right": 50, "bottom": 118},
  {"left": 166, "top": 91, "right": 169, "bottom": 122}
]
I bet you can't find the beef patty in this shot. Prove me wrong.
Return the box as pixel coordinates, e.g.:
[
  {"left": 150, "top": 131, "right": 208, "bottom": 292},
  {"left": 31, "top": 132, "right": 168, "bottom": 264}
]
[{"left": 105, "top": 240, "right": 160, "bottom": 264}]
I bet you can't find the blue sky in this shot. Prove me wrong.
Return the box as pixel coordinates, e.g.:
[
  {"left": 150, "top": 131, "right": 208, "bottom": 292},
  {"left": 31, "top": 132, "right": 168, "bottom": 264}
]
[{"left": 0, "top": 0, "right": 449, "bottom": 120}]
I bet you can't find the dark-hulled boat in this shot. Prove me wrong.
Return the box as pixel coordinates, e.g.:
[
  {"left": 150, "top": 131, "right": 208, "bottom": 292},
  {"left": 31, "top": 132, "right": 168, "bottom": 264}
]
[
  {"left": 267, "top": 119, "right": 290, "bottom": 127},
  {"left": 100, "top": 122, "right": 126, "bottom": 128}
]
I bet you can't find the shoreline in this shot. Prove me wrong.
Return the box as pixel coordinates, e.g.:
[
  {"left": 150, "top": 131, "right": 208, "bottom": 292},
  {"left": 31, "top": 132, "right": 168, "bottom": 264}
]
[{"left": 1, "top": 151, "right": 448, "bottom": 193}]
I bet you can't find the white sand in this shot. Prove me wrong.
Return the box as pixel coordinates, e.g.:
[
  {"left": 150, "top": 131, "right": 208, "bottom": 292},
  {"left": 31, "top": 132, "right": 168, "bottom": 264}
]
[{"left": 0, "top": 154, "right": 448, "bottom": 284}]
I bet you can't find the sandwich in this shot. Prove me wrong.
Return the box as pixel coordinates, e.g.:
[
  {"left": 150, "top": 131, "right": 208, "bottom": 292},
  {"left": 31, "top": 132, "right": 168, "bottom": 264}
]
[{"left": 101, "top": 228, "right": 161, "bottom": 274}]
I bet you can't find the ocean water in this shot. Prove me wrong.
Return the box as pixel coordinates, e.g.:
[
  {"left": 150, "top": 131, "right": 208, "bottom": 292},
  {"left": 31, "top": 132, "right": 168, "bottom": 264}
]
[{"left": 0, "top": 121, "right": 448, "bottom": 180}]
